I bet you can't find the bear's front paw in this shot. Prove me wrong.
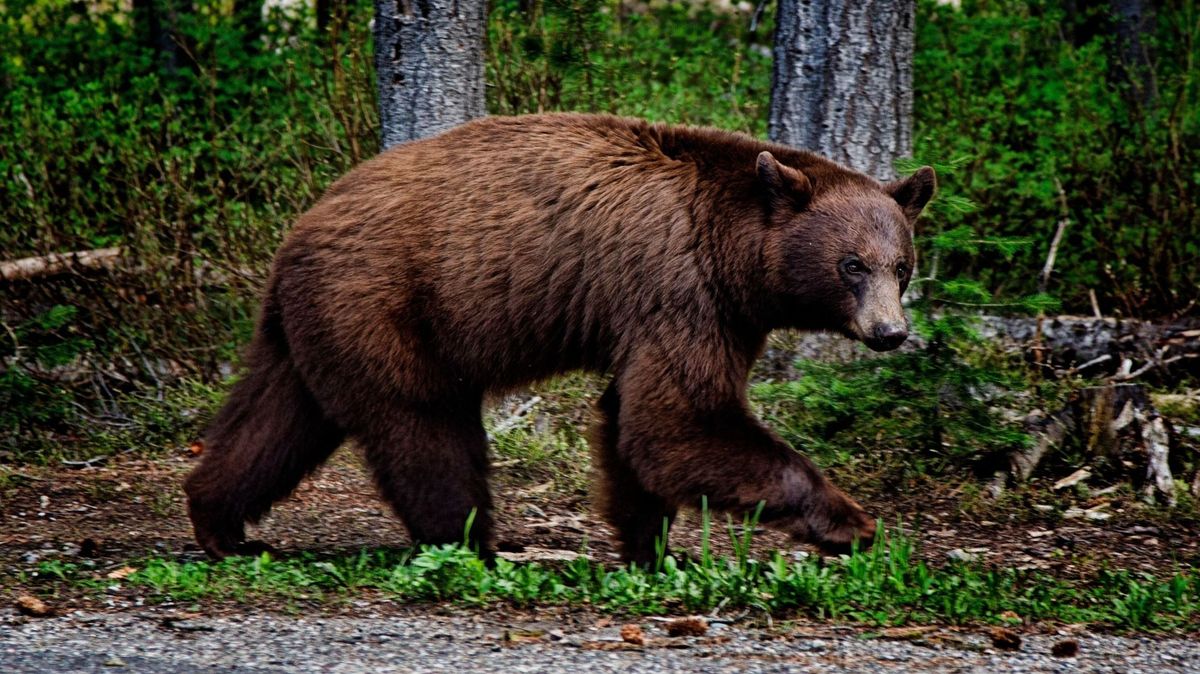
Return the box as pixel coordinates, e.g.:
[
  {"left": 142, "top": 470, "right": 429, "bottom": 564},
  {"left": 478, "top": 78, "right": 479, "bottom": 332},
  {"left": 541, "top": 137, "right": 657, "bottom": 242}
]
[{"left": 798, "top": 488, "right": 877, "bottom": 555}]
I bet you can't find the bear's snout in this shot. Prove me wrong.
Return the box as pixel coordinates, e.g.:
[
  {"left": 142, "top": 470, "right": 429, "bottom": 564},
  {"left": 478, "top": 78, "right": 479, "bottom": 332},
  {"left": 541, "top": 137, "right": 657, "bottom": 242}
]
[{"left": 864, "top": 322, "right": 908, "bottom": 352}]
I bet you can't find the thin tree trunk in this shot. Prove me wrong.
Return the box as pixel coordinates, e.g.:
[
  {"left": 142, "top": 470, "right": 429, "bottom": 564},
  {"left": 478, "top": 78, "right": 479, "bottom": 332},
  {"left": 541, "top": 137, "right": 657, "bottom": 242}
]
[
  {"left": 373, "top": 0, "right": 487, "bottom": 150},
  {"left": 768, "top": 0, "right": 915, "bottom": 179},
  {"left": 233, "top": 0, "right": 263, "bottom": 54},
  {"left": 1110, "top": 0, "right": 1157, "bottom": 105},
  {"left": 133, "top": 0, "right": 186, "bottom": 72},
  {"left": 316, "top": 0, "right": 333, "bottom": 32}
]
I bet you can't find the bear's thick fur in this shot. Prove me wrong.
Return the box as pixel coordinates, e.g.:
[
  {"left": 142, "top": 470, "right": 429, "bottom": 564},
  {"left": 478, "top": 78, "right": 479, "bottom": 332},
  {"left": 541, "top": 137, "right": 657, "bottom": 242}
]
[{"left": 184, "top": 113, "right": 935, "bottom": 564}]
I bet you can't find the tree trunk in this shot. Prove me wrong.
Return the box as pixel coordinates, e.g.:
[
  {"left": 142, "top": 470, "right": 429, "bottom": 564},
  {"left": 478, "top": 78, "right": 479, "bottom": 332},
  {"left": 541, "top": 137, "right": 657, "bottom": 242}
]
[
  {"left": 133, "top": 0, "right": 187, "bottom": 72},
  {"left": 768, "top": 0, "right": 915, "bottom": 179},
  {"left": 373, "top": 0, "right": 487, "bottom": 150},
  {"left": 316, "top": 0, "right": 333, "bottom": 32},
  {"left": 1065, "top": 0, "right": 1157, "bottom": 106},
  {"left": 233, "top": 0, "right": 263, "bottom": 54},
  {"left": 1109, "top": 0, "right": 1157, "bottom": 105}
]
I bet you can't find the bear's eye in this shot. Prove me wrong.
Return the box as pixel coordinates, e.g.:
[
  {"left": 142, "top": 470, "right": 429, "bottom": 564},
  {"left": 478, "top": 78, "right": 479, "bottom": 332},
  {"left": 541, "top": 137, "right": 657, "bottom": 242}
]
[
  {"left": 842, "top": 258, "right": 868, "bottom": 276},
  {"left": 895, "top": 263, "right": 908, "bottom": 280}
]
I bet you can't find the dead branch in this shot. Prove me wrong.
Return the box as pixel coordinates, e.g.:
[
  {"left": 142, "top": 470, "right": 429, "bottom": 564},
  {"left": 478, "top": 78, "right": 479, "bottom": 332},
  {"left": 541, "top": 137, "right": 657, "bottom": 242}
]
[
  {"left": 1039, "top": 178, "right": 1071, "bottom": 295},
  {"left": 1089, "top": 289, "right": 1103, "bottom": 319},
  {"left": 1033, "top": 179, "right": 1072, "bottom": 375},
  {"left": 0, "top": 247, "right": 123, "bottom": 281}
]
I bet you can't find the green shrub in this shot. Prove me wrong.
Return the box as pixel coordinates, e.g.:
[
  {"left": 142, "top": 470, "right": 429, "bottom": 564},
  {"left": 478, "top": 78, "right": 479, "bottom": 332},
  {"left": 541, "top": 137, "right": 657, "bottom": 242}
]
[{"left": 913, "top": 0, "right": 1200, "bottom": 317}]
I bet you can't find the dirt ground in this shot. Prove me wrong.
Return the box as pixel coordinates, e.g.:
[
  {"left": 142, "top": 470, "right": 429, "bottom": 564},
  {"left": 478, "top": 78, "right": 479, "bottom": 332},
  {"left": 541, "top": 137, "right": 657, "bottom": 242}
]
[{"left": 3, "top": 442, "right": 1199, "bottom": 611}]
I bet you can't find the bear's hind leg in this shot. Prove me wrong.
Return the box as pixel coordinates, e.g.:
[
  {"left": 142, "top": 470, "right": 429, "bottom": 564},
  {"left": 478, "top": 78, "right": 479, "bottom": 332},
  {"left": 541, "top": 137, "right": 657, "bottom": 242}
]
[
  {"left": 358, "top": 400, "right": 494, "bottom": 557},
  {"left": 592, "top": 382, "right": 677, "bottom": 567}
]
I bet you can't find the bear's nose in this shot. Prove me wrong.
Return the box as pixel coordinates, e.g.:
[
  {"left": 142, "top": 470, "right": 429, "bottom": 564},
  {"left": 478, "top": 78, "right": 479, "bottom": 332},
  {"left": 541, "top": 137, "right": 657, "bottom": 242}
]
[{"left": 869, "top": 323, "right": 908, "bottom": 351}]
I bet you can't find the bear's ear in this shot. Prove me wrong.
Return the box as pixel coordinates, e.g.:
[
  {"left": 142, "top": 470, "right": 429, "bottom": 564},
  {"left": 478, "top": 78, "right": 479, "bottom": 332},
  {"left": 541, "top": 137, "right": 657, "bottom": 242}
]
[
  {"left": 756, "top": 151, "right": 812, "bottom": 211},
  {"left": 886, "top": 166, "right": 937, "bottom": 222}
]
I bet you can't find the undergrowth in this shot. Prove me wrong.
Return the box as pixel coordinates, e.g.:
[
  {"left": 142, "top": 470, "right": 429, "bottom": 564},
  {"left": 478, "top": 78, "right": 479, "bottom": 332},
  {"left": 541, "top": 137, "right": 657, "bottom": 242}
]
[{"left": 21, "top": 523, "right": 1199, "bottom": 632}]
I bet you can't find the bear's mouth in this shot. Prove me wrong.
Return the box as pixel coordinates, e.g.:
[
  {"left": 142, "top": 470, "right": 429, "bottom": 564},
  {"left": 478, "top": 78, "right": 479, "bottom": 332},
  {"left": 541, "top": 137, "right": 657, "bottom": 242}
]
[{"left": 839, "top": 322, "right": 907, "bottom": 352}]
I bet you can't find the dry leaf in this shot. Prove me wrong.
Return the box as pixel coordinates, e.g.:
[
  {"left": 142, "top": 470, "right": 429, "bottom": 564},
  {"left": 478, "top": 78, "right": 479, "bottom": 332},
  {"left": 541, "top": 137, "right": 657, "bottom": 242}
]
[
  {"left": 1051, "top": 639, "right": 1080, "bottom": 658},
  {"left": 80, "top": 538, "right": 100, "bottom": 557},
  {"left": 106, "top": 566, "right": 138, "bottom": 580},
  {"left": 502, "top": 629, "right": 545, "bottom": 645},
  {"left": 15, "top": 595, "right": 52, "bottom": 617},
  {"left": 188, "top": 441, "right": 204, "bottom": 456},
  {"left": 989, "top": 627, "right": 1022, "bottom": 651},
  {"left": 619, "top": 624, "right": 645, "bottom": 646},
  {"left": 665, "top": 617, "right": 708, "bottom": 637}
]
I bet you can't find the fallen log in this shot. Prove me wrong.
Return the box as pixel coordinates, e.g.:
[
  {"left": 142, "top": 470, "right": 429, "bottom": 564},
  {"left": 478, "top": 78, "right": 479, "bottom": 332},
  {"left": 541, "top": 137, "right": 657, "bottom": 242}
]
[
  {"left": 756, "top": 315, "right": 1200, "bottom": 383},
  {"left": 0, "top": 247, "right": 123, "bottom": 281}
]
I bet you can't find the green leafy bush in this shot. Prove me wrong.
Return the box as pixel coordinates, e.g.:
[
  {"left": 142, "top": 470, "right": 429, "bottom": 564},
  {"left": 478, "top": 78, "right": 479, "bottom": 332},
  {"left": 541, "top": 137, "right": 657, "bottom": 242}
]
[{"left": 913, "top": 0, "right": 1200, "bottom": 317}]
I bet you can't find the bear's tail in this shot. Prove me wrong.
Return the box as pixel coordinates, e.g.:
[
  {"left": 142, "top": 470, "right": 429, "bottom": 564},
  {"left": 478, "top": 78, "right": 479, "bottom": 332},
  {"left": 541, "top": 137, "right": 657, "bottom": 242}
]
[{"left": 183, "top": 282, "right": 344, "bottom": 558}]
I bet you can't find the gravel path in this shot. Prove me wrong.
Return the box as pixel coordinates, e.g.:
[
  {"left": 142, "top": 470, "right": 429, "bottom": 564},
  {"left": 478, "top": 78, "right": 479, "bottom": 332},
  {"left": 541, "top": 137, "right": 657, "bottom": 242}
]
[{"left": 2, "top": 608, "right": 1197, "bottom": 673}]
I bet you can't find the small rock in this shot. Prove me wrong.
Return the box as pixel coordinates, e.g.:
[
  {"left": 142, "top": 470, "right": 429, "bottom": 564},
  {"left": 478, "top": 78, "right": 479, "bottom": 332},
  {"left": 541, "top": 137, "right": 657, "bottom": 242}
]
[
  {"left": 15, "top": 595, "right": 52, "bottom": 617},
  {"left": 946, "top": 548, "right": 978, "bottom": 563},
  {"left": 1051, "top": 639, "right": 1080, "bottom": 658},
  {"left": 521, "top": 504, "right": 547, "bottom": 519},
  {"left": 619, "top": 624, "right": 645, "bottom": 646},
  {"left": 103, "top": 656, "right": 126, "bottom": 668},
  {"left": 989, "top": 627, "right": 1022, "bottom": 651}
]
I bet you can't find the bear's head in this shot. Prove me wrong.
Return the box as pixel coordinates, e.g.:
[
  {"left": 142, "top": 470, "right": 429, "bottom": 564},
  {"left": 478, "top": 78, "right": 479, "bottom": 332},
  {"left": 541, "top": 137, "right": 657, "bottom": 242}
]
[{"left": 756, "top": 151, "right": 936, "bottom": 351}]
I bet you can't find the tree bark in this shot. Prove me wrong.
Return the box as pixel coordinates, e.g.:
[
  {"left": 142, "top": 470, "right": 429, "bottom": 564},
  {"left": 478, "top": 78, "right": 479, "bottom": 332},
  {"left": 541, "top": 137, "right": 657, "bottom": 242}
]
[
  {"left": 133, "top": 0, "right": 194, "bottom": 73},
  {"left": 1109, "top": 0, "right": 1157, "bottom": 105},
  {"left": 768, "top": 0, "right": 915, "bottom": 179},
  {"left": 373, "top": 0, "right": 487, "bottom": 150}
]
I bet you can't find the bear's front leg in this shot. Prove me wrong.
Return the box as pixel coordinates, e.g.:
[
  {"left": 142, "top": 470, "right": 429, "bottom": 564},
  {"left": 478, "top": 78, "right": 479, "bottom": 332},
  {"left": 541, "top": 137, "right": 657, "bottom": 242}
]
[{"left": 606, "top": 348, "right": 876, "bottom": 561}]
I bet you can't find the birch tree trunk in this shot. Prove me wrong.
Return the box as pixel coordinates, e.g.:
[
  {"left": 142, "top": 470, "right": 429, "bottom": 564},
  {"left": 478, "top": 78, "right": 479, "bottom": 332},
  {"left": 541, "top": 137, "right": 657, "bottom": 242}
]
[
  {"left": 768, "top": 0, "right": 916, "bottom": 179},
  {"left": 373, "top": 0, "right": 487, "bottom": 150}
]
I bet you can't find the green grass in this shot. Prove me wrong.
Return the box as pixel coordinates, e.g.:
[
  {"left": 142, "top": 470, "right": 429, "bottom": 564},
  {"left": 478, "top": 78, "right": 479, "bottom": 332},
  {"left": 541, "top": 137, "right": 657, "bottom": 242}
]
[{"left": 20, "top": 523, "right": 1199, "bottom": 632}]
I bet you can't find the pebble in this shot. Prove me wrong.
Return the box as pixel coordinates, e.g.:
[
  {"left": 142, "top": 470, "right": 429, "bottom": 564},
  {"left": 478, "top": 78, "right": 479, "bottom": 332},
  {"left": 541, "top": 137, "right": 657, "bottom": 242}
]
[
  {"left": 946, "top": 548, "right": 978, "bottom": 563},
  {"left": 0, "top": 609, "right": 1197, "bottom": 673}
]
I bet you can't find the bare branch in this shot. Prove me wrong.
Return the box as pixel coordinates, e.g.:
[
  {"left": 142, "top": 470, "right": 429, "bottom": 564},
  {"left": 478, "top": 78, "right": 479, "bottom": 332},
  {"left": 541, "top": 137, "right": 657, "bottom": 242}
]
[{"left": 1, "top": 247, "right": 123, "bottom": 282}]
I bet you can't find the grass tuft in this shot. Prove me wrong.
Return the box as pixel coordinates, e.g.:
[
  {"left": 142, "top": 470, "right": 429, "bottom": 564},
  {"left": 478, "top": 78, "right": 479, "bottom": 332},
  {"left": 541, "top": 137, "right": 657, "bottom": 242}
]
[{"left": 28, "top": 524, "right": 1199, "bottom": 631}]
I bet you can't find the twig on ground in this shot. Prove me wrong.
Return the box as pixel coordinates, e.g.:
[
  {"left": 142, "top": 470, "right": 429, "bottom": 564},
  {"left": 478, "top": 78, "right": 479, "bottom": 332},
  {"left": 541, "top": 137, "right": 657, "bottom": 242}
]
[
  {"left": 490, "top": 395, "right": 543, "bottom": 436},
  {"left": 61, "top": 455, "right": 109, "bottom": 469}
]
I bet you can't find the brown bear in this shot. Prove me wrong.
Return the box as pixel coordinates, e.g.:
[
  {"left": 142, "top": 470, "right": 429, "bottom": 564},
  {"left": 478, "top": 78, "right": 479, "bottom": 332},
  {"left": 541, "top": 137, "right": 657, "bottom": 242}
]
[{"left": 184, "top": 113, "right": 935, "bottom": 565}]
